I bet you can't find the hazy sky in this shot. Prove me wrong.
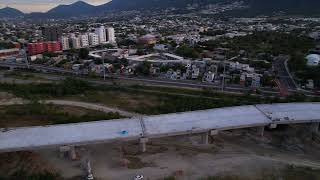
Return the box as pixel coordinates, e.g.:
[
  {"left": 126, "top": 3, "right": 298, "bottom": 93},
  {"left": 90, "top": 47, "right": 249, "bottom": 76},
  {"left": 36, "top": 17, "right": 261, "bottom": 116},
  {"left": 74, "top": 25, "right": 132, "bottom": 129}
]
[{"left": 0, "top": 0, "right": 111, "bottom": 13}]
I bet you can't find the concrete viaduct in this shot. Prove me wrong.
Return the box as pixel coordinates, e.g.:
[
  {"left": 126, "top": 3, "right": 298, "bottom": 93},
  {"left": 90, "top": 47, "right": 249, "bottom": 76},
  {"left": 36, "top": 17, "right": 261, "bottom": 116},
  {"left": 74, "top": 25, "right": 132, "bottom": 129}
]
[{"left": 0, "top": 102, "right": 319, "bottom": 158}]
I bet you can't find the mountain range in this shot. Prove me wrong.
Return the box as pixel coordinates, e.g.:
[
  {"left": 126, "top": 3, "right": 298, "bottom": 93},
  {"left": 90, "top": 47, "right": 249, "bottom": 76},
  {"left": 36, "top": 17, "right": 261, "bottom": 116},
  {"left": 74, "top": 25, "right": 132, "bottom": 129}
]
[
  {"left": 0, "top": 7, "right": 24, "bottom": 18},
  {"left": 1, "top": 0, "right": 320, "bottom": 18}
]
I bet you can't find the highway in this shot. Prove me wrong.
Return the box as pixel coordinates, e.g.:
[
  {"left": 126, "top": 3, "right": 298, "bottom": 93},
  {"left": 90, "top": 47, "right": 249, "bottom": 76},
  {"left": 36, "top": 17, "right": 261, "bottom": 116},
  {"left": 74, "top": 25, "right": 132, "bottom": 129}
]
[
  {"left": 273, "top": 56, "right": 297, "bottom": 90},
  {"left": 0, "top": 62, "right": 280, "bottom": 95},
  {"left": 0, "top": 102, "right": 319, "bottom": 152}
]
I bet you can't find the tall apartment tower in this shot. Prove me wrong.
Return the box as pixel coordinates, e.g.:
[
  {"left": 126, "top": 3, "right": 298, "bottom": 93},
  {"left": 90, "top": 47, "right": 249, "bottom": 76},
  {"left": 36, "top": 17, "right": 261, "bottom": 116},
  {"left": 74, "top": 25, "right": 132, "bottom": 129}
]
[
  {"left": 107, "top": 27, "right": 116, "bottom": 44},
  {"left": 89, "top": 33, "right": 99, "bottom": 46},
  {"left": 41, "top": 26, "right": 62, "bottom": 41},
  {"left": 80, "top": 34, "right": 89, "bottom": 47},
  {"left": 60, "top": 36, "right": 70, "bottom": 50},
  {"left": 71, "top": 37, "right": 81, "bottom": 49},
  {"left": 95, "top": 26, "right": 106, "bottom": 44}
]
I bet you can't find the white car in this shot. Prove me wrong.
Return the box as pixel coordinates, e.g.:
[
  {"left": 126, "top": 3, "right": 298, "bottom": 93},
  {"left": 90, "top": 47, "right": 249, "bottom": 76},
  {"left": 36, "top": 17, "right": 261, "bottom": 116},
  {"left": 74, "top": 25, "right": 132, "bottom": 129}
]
[
  {"left": 87, "top": 174, "right": 94, "bottom": 180},
  {"left": 134, "top": 175, "right": 144, "bottom": 180}
]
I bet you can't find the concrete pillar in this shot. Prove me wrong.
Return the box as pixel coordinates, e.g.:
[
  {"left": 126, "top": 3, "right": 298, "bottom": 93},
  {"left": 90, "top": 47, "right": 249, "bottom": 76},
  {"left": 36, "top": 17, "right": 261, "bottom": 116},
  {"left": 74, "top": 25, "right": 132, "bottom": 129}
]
[
  {"left": 310, "top": 122, "right": 319, "bottom": 133},
  {"left": 257, "top": 126, "right": 265, "bottom": 137},
  {"left": 201, "top": 132, "right": 209, "bottom": 145},
  {"left": 59, "top": 145, "right": 77, "bottom": 160},
  {"left": 140, "top": 138, "right": 149, "bottom": 153},
  {"left": 269, "top": 123, "right": 277, "bottom": 129},
  {"left": 9, "top": 66, "right": 14, "bottom": 71},
  {"left": 69, "top": 146, "right": 77, "bottom": 160}
]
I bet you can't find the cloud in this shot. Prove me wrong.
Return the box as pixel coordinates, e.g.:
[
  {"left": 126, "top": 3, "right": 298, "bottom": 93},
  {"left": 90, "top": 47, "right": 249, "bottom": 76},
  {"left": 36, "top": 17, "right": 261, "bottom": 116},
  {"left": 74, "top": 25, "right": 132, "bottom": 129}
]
[{"left": 0, "top": 0, "right": 111, "bottom": 13}]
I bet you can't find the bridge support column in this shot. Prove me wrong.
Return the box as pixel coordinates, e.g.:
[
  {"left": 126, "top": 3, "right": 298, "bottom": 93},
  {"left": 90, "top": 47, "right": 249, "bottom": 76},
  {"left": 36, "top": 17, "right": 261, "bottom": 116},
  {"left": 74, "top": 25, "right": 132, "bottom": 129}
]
[
  {"left": 201, "top": 130, "right": 219, "bottom": 145},
  {"left": 9, "top": 66, "right": 15, "bottom": 71},
  {"left": 69, "top": 146, "right": 77, "bottom": 160},
  {"left": 59, "top": 145, "right": 77, "bottom": 160},
  {"left": 310, "top": 122, "right": 319, "bottom": 133},
  {"left": 269, "top": 123, "right": 277, "bottom": 129},
  {"left": 257, "top": 126, "right": 265, "bottom": 137},
  {"left": 140, "top": 138, "right": 149, "bottom": 153},
  {"left": 201, "top": 132, "right": 209, "bottom": 145}
]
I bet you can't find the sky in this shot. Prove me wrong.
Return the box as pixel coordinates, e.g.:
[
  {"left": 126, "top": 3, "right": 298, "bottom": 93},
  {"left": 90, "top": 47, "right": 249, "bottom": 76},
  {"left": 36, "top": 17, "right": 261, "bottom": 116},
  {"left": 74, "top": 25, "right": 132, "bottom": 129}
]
[{"left": 0, "top": 0, "right": 111, "bottom": 13}]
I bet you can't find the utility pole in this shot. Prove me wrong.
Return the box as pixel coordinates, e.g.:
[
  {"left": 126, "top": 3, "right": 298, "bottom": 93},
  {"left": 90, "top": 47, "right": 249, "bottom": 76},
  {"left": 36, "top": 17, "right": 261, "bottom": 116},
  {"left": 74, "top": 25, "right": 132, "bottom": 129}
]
[
  {"left": 221, "top": 50, "right": 227, "bottom": 92},
  {"left": 22, "top": 49, "right": 29, "bottom": 69},
  {"left": 102, "top": 52, "right": 106, "bottom": 80}
]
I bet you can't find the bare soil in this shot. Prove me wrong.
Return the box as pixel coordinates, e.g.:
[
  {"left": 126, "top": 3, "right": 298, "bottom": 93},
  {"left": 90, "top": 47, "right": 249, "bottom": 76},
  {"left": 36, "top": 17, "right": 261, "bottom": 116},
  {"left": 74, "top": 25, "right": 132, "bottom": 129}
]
[{"left": 1, "top": 124, "right": 318, "bottom": 180}]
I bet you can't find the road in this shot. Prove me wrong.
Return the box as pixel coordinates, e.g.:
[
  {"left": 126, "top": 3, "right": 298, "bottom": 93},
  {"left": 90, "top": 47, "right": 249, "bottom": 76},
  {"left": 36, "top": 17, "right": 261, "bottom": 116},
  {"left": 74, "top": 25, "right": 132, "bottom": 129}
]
[
  {"left": 0, "top": 62, "right": 281, "bottom": 96},
  {"left": 273, "top": 56, "right": 297, "bottom": 90}
]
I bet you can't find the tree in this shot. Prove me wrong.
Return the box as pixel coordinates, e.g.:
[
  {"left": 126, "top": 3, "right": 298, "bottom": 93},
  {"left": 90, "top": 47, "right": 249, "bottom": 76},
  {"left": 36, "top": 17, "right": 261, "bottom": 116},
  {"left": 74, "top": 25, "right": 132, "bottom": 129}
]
[
  {"left": 104, "top": 43, "right": 114, "bottom": 49},
  {"left": 176, "top": 45, "right": 200, "bottom": 59},
  {"left": 135, "top": 61, "right": 151, "bottom": 76},
  {"left": 78, "top": 48, "right": 89, "bottom": 59}
]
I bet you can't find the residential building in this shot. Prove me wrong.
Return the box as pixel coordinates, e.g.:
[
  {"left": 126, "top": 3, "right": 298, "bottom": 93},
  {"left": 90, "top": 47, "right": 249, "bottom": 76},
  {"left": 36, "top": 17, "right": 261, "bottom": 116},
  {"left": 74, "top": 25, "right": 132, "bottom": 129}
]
[
  {"left": 80, "top": 34, "right": 89, "bottom": 47},
  {"left": 95, "top": 26, "right": 106, "bottom": 44},
  {"left": 28, "top": 41, "right": 61, "bottom": 55},
  {"left": 71, "top": 37, "right": 81, "bottom": 49},
  {"left": 306, "top": 54, "right": 320, "bottom": 66},
  {"left": 28, "top": 42, "right": 45, "bottom": 55},
  {"left": 107, "top": 27, "right": 116, "bottom": 43},
  {"left": 60, "top": 36, "right": 70, "bottom": 50},
  {"left": 0, "top": 48, "right": 20, "bottom": 59},
  {"left": 45, "top": 41, "right": 61, "bottom": 53},
  {"left": 89, "top": 33, "right": 99, "bottom": 46}
]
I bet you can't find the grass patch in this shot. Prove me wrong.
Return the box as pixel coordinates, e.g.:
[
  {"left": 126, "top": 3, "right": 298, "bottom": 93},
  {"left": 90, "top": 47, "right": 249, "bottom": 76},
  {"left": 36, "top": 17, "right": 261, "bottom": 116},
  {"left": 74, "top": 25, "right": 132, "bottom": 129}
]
[
  {"left": 1, "top": 78, "right": 320, "bottom": 115},
  {"left": 0, "top": 102, "right": 123, "bottom": 128}
]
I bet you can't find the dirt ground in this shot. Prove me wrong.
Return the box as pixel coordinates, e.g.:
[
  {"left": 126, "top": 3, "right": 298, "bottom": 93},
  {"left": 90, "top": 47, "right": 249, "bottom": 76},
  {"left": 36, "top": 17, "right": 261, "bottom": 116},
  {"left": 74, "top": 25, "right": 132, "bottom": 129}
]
[{"left": 1, "top": 124, "right": 316, "bottom": 180}]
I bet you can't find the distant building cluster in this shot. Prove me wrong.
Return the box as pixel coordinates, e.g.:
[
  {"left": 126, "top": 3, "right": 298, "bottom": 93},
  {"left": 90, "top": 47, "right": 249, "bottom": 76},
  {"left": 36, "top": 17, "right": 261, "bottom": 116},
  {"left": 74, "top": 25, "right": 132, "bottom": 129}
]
[
  {"left": 25, "top": 25, "right": 116, "bottom": 55},
  {"left": 60, "top": 26, "right": 116, "bottom": 51}
]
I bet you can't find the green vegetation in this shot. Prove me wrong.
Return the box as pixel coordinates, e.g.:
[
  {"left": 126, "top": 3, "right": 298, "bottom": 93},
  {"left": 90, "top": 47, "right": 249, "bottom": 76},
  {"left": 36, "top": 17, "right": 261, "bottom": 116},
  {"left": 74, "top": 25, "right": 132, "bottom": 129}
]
[
  {"left": 78, "top": 48, "right": 89, "bottom": 59},
  {"left": 0, "top": 41, "right": 15, "bottom": 50},
  {"left": 0, "top": 78, "right": 319, "bottom": 115},
  {"left": 200, "top": 30, "right": 226, "bottom": 36},
  {"left": 0, "top": 77, "right": 90, "bottom": 99},
  {"left": 0, "top": 102, "right": 123, "bottom": 127},
  {"left": 2, "top": 170, "right": 60, "bottom": 180},
  {"left": 3, "top": 71, "right": 46, "bottom": 81},
  {"left": 135, "top": 61, "right": 151, "bottom": 75},
  {"left": 222, "top": 31, "right": 314, "bottom": 57},
  {"left": 176, "top": 45, "right": 200, "bottom": 59}
]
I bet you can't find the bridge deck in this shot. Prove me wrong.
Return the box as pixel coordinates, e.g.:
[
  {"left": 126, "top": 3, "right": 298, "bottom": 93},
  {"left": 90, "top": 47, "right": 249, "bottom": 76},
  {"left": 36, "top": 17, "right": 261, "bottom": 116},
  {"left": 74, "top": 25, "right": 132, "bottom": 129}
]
[{"left": 0, "top": 103, "right": 320, "bottom": 152}]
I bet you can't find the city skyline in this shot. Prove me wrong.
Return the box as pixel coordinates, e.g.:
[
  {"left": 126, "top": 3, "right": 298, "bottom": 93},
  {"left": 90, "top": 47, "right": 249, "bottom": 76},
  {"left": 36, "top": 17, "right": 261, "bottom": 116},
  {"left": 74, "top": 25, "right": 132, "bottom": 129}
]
[{"left": 0, "top": 0, "right": 111, "bottom": 13}]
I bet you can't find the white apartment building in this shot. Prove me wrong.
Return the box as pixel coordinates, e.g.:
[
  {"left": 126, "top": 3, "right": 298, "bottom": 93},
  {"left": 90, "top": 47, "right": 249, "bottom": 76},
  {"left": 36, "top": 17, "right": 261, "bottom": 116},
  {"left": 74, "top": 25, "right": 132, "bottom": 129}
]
[
  {"left": 80, "top": 34, "right": 89, "bottom": 47},
  {"left": 107, "top": 27, "right": 116, "bottom": 43},
  {"left": 71, "top": 36, "right": 81, "bottom": 49},
  {"left": 95, "top": 26, "right": 106, "bottom": 44},
  {"left": 60, "top": 36, "right": 70, "bottom": 50},
  {"left": 89, "top": 33, "right": 99, "bottom": 46}
]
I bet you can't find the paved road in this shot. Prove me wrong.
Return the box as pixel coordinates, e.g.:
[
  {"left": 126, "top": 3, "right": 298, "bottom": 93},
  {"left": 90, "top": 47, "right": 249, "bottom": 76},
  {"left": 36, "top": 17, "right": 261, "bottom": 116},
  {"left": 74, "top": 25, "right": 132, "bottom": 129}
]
[{"left": 273, "top": 56, "right": 297, "bottom": 90}]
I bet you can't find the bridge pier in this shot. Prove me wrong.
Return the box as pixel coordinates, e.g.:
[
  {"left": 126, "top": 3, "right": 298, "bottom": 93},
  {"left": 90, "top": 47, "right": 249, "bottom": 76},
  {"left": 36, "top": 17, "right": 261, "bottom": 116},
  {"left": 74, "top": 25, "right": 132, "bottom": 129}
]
[
  {"left": 201, "top": 132, "right": 209, "bottom": 144},
  {"left": 59, "top": 145, "right": 77, "bottom": 160},
  {"left": 257, "top": 126, "right": 265, "bottom": 137},
  {"left": 201, "top": 130, "right": 219, "bottom": 144},
  {"left": 310, "top": 122, "right": 319, "bottom": 133},
  {"left": 269, "top": 123, "right": 277, "bottom": 129},
  {"left": 140, "top": 138, "right": 149, "bottom": 153},
  {"left": 9, "top": 66, "right": 15, "bottom": 71}
]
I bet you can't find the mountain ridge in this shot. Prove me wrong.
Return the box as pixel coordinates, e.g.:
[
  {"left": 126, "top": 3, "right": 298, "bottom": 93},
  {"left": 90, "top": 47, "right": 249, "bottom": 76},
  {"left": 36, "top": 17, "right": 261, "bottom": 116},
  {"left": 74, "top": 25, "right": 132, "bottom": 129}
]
[{"left": 1, "top": 0, "right": 320, "bottom": 19}]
